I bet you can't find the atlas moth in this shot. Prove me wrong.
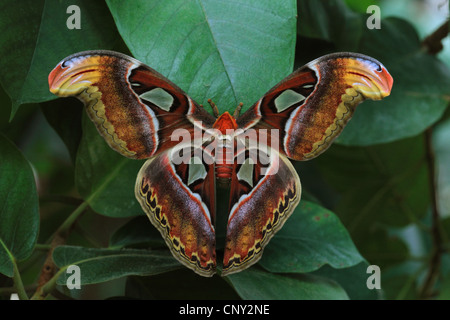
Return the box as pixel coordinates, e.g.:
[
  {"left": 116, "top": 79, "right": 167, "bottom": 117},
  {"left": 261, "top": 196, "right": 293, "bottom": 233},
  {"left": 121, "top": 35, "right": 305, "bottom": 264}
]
[{"left": 49, "top": 50, "right": 393, "bottom": 276}]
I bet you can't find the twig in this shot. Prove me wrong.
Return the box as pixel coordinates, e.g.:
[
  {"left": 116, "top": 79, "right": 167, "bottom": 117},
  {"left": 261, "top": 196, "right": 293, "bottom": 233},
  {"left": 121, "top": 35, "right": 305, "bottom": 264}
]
[
  {"left": 417, "top": 18, "right": 449, "bottom": 299},
  {"left": 39, "top": 195, "right": 84, "bottom": 206},
  {"left": 0, "top": 239, "right": 29, "bottom": 300},
  {"left": 31, "top": 201, "right": 89, "bottom": 300},
  {"left": 422, "top": 19, "right": 449, "bottom": 55},
  {"left": 33, "top": 234, "right": 66, "bottom": 299},
  {"left": 419, "top": 128, "right": 444, "bottom": 299},
  {"left": 33, "top": 243, "right": 52, "bottom": 251}
]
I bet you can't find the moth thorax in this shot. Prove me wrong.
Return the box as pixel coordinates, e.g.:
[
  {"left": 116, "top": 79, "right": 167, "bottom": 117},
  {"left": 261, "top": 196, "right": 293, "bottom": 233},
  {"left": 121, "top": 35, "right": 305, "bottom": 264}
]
[{"left": 212, "top": 111, "right": 238, "bottom": 134}]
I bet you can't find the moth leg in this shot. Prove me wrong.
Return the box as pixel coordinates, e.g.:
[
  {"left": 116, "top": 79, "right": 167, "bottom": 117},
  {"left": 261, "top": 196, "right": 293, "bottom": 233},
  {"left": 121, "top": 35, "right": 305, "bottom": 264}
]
[
  {"left": 207, "top": 99, "right": 220, "bottom": 118},
  {"left": 233, "top": 102, "right": 244, "bottom": 118}
]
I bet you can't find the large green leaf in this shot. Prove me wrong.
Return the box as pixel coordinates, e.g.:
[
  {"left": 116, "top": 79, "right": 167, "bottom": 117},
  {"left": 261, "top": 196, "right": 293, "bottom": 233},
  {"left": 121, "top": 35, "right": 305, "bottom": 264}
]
[
  {"left": 260, "top": 200, "right": 363, "bottom": 273},
  {"left": 314, "top": 134, "right": 430, "bottom": 228},
  {"left": 109, "top": 216, "right": 164, "bottom": 249},
  {"left": 0, "top": 134, "right": 39, "bottom": 277},
  {"left": 106, "top": 0, "right": 297, "bottom": 113},
  {"left": 312, "top": 262, "right": 381, "bottom": 300},
  {"left": 297, "top": 0, "right": 450, "bottom": 146},
  {"left": 228, "top": 268, "right": 349, "bottom": 300},
  {"left": 380, "top": 260, "right": 423, "bottom": 300},
  {"left": 0, "top": 0, "right": 119, "bottom": 119},
  {"left": 75, "top": 114, "right": 144, "bottom": 217},
  {"left": 298, "top": 0, "right": 363, "bottom": 51},
  {"left": 344, "top": 0, "right": 379, "bottom": 13},
  {"left": 338, "top": 18, "right": 450, "bottom": 145},
  {"left": 312, "top": 134, "right": 428, "bottom": 266},
  {"left": 53, "top": 246, "right": 181, "bottom": 285},
  {"left": 40, "top": 99, "right": 83, "bottom": 163}
]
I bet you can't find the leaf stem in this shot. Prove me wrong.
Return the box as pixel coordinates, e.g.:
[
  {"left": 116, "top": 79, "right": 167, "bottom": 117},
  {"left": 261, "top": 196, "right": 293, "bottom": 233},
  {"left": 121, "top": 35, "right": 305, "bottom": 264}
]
[
  {"left": 31, "top": 267, "right": 68, "bottom": 300},
  {"left": 419, "top": 128, "right": 444, "bottom": 299},
  {"left": 32, "top": 154, "right": 129, "bottom": 299},
  {"left": 422, "top": 19, "right": 449, "bottom": 55},
  {"left": 39, "top": 195, "right": 84, "bottom": 206},
  {"left": 32, "top": 201, "right": 89, "bottom": 300},
  {"left": 0, "top": 239, "right": 29, "bottom": 300},
  {"left": 34, "top": 243, "right": 52, "bottom": 251},
  {"left": 50, "top": 200, "right": 90, "bottom": 241}
]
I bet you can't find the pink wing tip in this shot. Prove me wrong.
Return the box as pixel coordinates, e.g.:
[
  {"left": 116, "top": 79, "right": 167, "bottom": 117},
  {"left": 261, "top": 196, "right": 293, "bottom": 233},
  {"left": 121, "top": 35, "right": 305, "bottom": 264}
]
[
  {"left": 381, "top": 66, "right": 394, "bottom": 96},
  {"left": 48, "top": 63, "right": 64, "bottom": 94}
]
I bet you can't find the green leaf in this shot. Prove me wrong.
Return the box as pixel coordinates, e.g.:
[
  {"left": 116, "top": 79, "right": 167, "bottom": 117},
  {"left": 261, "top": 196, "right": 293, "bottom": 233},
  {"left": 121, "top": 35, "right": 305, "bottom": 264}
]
[
  {"left": 298, "top": 0, "right": 363, "bottom": 51},
  {"left": 0, "top": 0, "right": 119, "bottom": 119},
  {"left": 106, "top": 0, "right": 297, "bottom": 113},
  {"left": 227, "top": 268, "right": 349, "bottom": 300},
  {"left": 40, "top": 98, "right": 83, "bottom": 163},
  {"left": 75, "top": 114, "right": 144, "bottom": 217},
  {"left": 0, "top": 134, "right": 39, "bottom": 277},
  {"left": 109, "top": 216, "right": 164, "bottom": 248},
  {"left": 338, "top": 18, "right": 450, "bottom": 145},
  {"left": 312, "top": 262, "right": 381, "bottom": 300},
  {"left": 53, "top": 246, "right": 181, "bottom": 285},
  {"left": 344, "top": 0, "right": 380, "bottom": 13},
  {"left": 380, "top": 260, "right": 423, "bottom": 300},
  {"left": 315, "top": 134, "right": 430, "bottom": 228},
  {"left": 260, "top": 200, "right": 363, "bottom": 273},
  {"left": 312, "top": 134, "right": 428, "bottom": 266},
  {"left": 297, "top": 1, "right": 450, "bottom": 145}
]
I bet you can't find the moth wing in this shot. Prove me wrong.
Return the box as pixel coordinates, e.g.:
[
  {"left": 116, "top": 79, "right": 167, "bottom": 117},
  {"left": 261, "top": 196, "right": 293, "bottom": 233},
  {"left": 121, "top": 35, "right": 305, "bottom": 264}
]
[
  {"left": 236, "top": 52, "right": 393, "bottom": 160},
  {"left": 135, "top": 143, "right": 217, "bottom": 276},
  {"left": 222, "top": 143, "right": 301, "bottom": 276},
  {"left": 49, "top": 50, "right": 215, "bottom": 159}
]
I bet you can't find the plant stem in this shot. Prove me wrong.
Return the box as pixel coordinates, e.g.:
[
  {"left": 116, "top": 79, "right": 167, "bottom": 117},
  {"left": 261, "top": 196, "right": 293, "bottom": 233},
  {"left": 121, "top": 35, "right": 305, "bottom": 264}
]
[
  {"left": 49, "top": 200, "right": 90, "bottom": 242},
  {"left": 39, "top": 194, "right": 84, "bottom": 206},
  {"left": 0, "top": 239, "right": 29, "bottom": 300},
  {"left": 11, "top": 258, "right": 28, "bottom": 300},
  {"left": 32, "top": 156, "right": 127, "bottom": 299},
  {"left": 34, "top": 243, "right": 52, "bottom": 251},
  {"left": 32, "top": 200, "right": 89, "bottom": 300},
  {"left": 31, "top": 268, "right": 67, "bottom": 300},
  {"left": 422, "top": 19, "right": 449, "bottom": 54},
  {"left": 416, "top": 18, "right": 449, "bottom": 300},
  {"left": 419, "top": 128, "right": 444, "bottom": 299}
]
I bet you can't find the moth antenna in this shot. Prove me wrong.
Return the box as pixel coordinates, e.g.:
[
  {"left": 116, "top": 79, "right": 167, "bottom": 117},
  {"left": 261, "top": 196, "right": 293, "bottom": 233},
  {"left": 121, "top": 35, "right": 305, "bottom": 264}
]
[
  {"left": 234, "top": 102, "right": 244, "bottom": 118},
  {"left": 208, "top": 99, "right": 220, "bottom": 118}
]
